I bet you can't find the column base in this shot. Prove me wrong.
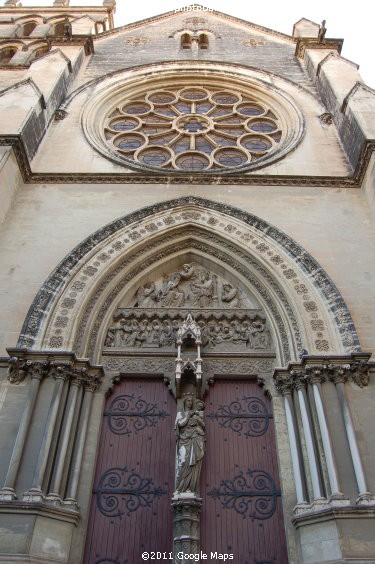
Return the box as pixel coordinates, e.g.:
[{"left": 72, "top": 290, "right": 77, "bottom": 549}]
[
  {"left": 44, "top": 493, "right": 63, "bottom": 506},
  {"left": 293, "top": 501, "right": 311, "bottom": 515},
  {"left": 356, "top": 492, "right": 375, "bottom": 506},
  {"left": 293, "top": 496, "right": 351, "bottom": 515},
  {"left": 62, "top": 497, "right": 79, "bottom": 511},
  {"left": 22, "top": 488, "right": 45, "bottom": 503},
  {"left": 328, "top": 493, "right": 351, "bottom": 507},
  {"left": 0, "top": 488, "right": 17, "bottom": 501}
]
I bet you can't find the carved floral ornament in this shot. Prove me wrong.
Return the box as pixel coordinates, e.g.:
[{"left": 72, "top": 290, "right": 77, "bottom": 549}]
[
  {"left": 82, "top": 71, "right": 304, "bottom": 174},
  {"left": 273, "top": 354, "right": 372, "bottom": 395},
  {"left": 18, "top": 198, "right": 359, "bottom": 361},
  {"left": 6, "top": 349, "right": 104, "bottom": 387}
]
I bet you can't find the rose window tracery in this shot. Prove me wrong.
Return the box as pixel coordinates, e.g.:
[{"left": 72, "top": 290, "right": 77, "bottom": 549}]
[{"left": 103, "top": 87, "right": 283, "bottom": 172}]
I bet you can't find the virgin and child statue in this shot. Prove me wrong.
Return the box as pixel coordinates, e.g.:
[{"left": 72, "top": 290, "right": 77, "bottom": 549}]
[{"left": 175, "top": 397, "right": 205, "bottom": 495}]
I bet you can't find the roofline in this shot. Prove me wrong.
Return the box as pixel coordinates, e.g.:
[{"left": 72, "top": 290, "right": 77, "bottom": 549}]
[
  {"left": 95, "top": 6, "right": 295, "bottom": 43},
  {"left": 0, "top": 6, "right": 112, "bottom": 15}
]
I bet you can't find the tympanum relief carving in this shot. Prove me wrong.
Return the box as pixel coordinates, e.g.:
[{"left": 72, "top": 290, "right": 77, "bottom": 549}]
[
  {"left": 103, "top": 264, "right": 272, "bottom": 353},
  {"left": 104, "top": 312, "right": 272, "bottom": 352},
  {"left": 133, "top": 263, "right": 248, "bottom": 309}
]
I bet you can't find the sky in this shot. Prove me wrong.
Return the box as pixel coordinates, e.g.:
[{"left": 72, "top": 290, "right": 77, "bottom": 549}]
[{"left": 9, "top": 0, "right": 375, "bottom": 89}]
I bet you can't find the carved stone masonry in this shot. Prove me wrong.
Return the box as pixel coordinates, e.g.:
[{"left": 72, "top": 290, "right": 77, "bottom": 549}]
[
  {"left": 104, "top": 309, "right": 272, "bottom": 353},
  {"left": 273, "top": 353, "right": 372, "bottom": 394},
  {"left": 173, "top": 396, "right": 205, "bottom": 563},
  {"left": 172, "top": 317, "right": 206, "bottom": 562},
  {"left": 6, "top": 348, "right": 104, "bottom": 390},
  {"left": 172, "top": 497, "right": 202, "bottom": 563}
]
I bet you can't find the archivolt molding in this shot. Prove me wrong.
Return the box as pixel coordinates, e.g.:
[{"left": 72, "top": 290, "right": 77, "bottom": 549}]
[{"left": 17, "top": 197, "right": 360, "bottom": 363}]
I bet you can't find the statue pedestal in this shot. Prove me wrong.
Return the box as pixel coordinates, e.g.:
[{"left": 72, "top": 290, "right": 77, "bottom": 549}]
[{"left": 172, "top": 493, "right": 202, "bottom": 564}]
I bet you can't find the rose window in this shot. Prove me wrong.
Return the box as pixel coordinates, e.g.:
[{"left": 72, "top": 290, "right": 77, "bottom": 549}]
[{"left": 103, "top": 87, "right": 283, "bottom": 172}]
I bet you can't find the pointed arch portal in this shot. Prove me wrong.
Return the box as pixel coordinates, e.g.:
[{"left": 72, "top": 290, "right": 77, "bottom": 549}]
[
  {"left": 4, "top": 197, "right": 371, "bottom": 564},
  {"left": 19, "top": 196, "right": 360, "bottom": 363}
]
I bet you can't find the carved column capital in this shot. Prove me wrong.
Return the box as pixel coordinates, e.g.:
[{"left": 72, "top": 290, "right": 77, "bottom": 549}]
[
  {"left": 7, "top": 357, "right": 32, "bottom": 384},
  {"left": 8, "top": 358, "right": 51, "bottom": 384},
  {"left": 83, "top": 372, "right": 102, "bottom": 393},
  {"left": 50, "top": 363, "right": 72, "bottom": 382},
  {"left": 326, "top": 364, "right": 351, "bottom": 385},
  {"left": 304, "top": 366, "right": 326, "bottom": 385},
  {"left": 6, "top": 348, "right": 105, "bottom": 388},
  {"left": 349, "top": 360, "right": 370, "bottom": 388},
  {"left": 70, "top": 367, "right": 88, "bottom": 387},
  {"left": 274, "top": 353, "right": 373, "bottom": 393},
  {"left": 274, "top": 373, "right": 294, "bottom": 395},
  {"left": 292, "top": 369, "right": 307, "bottom": 391}
]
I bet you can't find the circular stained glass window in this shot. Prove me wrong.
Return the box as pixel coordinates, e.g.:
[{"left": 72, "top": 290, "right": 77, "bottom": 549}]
[{"left": 103, "top": 86, "right": 283, "bottom": 172}]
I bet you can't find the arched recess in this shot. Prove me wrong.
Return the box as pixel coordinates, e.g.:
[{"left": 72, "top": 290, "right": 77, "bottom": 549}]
[{"left": 18, "top": 197, "right": 360, "bottom": 367}]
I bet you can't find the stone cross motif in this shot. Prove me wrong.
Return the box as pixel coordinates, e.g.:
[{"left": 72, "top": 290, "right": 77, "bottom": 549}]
[{"left": 175, "top": 397, "right": 205, "bottom": 495}]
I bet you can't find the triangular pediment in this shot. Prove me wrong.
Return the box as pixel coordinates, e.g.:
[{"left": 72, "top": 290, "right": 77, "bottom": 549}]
[{"left": 95, "top": 5, "right": 294, "bottom": 46}]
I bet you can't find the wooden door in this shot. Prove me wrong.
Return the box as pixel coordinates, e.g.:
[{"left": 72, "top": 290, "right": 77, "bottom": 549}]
[
  {"left": 201, "top": 380, "right": 288, "bottom": 564},
  {"left": 83, "top": 378, "right": 176, "bottom": 564}
]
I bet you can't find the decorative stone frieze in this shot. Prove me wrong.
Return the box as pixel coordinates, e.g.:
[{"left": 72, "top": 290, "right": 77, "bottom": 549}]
[
  {"left": 6, "top": 348, "right": 104, "bottom": 390},
  {"left": 104, "top": 308, "right": 272, "bottom": 352},
  {"left": 274, "top": 353, "right": 372, "bottom": 393},
  {"left": 294, "top": 37, "right": 343, "bottom": 58}
]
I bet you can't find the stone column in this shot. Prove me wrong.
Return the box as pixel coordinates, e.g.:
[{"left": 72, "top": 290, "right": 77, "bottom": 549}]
[
  {"left": 64, "top": 375, "right": 100, "bottom": 508},
  {"left": 331, "top": 368, "right": 374, "bottom": 505},
  {"left": 0, "top": 361, "right": 48, "bottom": 501},
  {"left": 295, "top": 375, "right": 325, "bottom": 503},
  {"left": 46, "top": 370, "right": 84, "bottom": 505},
  {"left": 307, "top": 369, "right": 347, "bottom": 503},
  {"left": 275, "top": 374, "right": 308, "bottom": 509},
  {"left": 172, "top": 496, "right": 202, "bottom": 563},
  {"left": 23, "top": 364, "right": 70, "bottom": 502}
]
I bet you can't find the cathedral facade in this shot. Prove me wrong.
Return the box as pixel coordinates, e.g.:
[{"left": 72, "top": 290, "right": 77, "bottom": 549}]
[{"left": 0, "top": 1, "right": 374, "bottom": 563}]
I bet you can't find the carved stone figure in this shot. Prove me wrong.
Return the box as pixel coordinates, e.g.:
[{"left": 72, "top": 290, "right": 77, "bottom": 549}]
[
  {"left": 180, "top": 263, "right": 195, "bottom": 280},
  {"left": 132, "top": 264, "right": 250, "bottom": 309},
  {"left": 318, "top": 20, "right": 327, "bottom": 43},
  {"left": 136, "top": 281, "right": 158, "bottom": 307},
  {"left": 248, "top": 320, "right": 271, "bottom": 349},
  {"left": 175, "top": 397, "right": 205, "bottom": 495},
  {"left": 221, "top": 283, "right": 240, "bottom": 308},
  {"left": 104, "top": 326, "right": 115, "bottom": 347},
  {"left": 63, "top": 16, "right": 72, "bottom": 39},
  {"left": 113, "top": 321, "right": 125, "bottom": 347},
  {"left": 190, "top": 271, "right": 214, "bottom": 307},
  {"left": 160, "top": 273, "right": 185, "bottom": 307},
  {"left": 103, "top": 312, "right": 272, "bottom": 351}
]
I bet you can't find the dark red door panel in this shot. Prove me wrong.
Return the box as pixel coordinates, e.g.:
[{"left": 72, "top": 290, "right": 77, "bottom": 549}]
[
  {"left": 201, "top": 380, "right": 288, "bottom": 564},
  {"left": 83, "top": 379, "right": 175, "bottom": 564}
]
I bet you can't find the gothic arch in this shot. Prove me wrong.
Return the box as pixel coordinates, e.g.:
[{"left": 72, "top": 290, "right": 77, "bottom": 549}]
[{"left": 18, "top": 197, "right": 360, "bottom": 366}]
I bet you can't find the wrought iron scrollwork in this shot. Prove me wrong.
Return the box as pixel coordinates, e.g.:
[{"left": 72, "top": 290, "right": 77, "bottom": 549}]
[
  {"left": 104, "top": 394, "right": 169, "bottom": 435},
  {"left": 93, "top": 467, "right": 167, "bottom": 518},
  {"left": 207, "top": 396, "right": 273, "bottom": 437},
  {"left": 208, "top": 469, "right": 280, "bottom": 520}
]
